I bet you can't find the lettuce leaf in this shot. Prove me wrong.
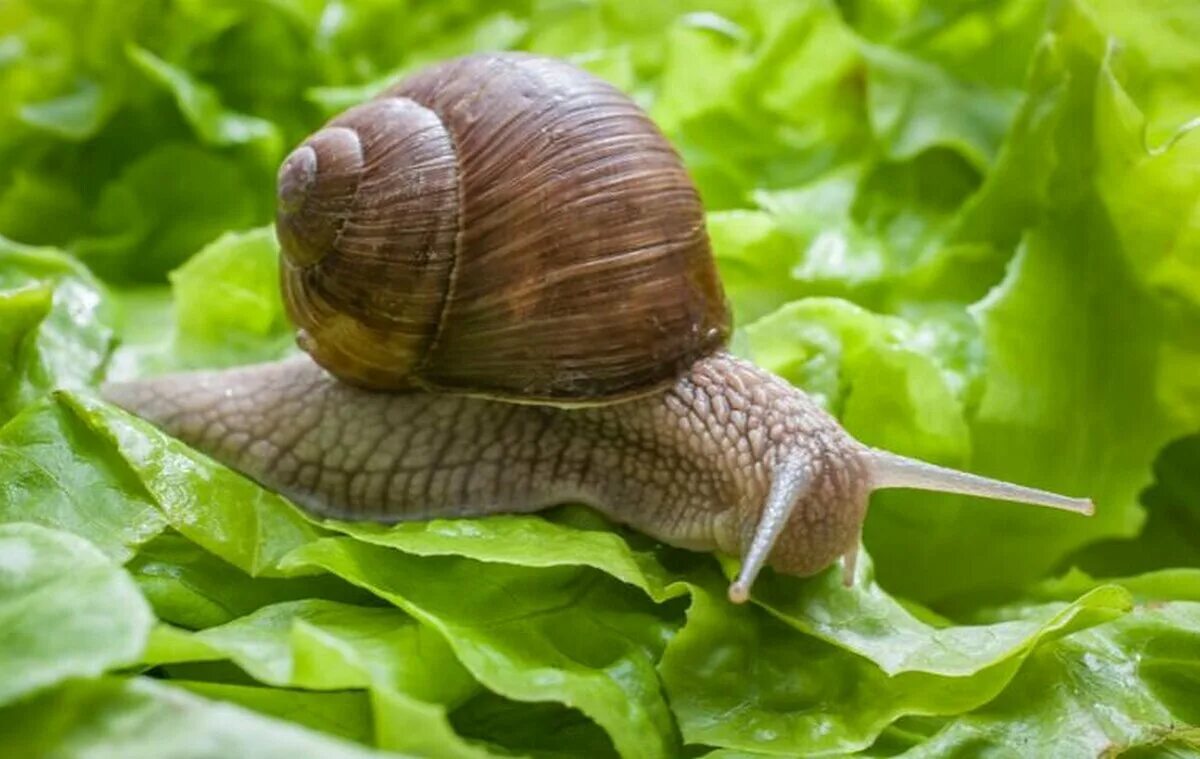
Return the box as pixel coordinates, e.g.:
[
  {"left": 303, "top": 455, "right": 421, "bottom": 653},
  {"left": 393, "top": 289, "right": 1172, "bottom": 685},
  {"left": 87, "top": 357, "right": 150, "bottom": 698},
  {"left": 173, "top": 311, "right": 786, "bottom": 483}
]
[
  {"left": 0, "top": 0, "right": 1198, "bottom": 757},
  {"left": 144, "top": 600, "right": 488, "bottom": 757},
  {"left": 0, "top": 387, "right": 1136, "bottom": 756},
  {"left": 0, "top": 398, "right": 166, "bottom": 561},
  {"left": 0, "top": 238, "right": 114, "bottom": 422},
  {"left": 0, "top": 523, "right": 151, "bottom": 706},
  {"left": 1072, "top": 434, "right": 1200, "bottom": 576},
  {"left": 733, "top": 0, "right": 1200, "bottom": 602},
  {"left": 898, "top": 603, "right": 1200, "bottom": 757},
  {"left": 659, "top": 569, "right": 1125, "bottom": 756},
  {"left": 0, "top": 677, "right": 393, "bottom": 758},
  {"left": 174, "top": 681, "right": 376, "bottom": 747},
  {"left": 127, "top": 534, "right": 376, "bottom": 630},
  {"left": 283, "top": 537, "right": 682, "bottom": 759}
]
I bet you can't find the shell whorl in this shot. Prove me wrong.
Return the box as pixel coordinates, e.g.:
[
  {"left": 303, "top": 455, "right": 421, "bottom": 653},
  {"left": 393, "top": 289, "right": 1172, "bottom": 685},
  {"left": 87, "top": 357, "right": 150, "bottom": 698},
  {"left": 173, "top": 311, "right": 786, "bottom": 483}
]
[
  {"left": 277, "top": 97, "right": 460, "bottom": 389},
  {"left": 276, "top": 52, "right": 731, "bottom": 401},
  {"left": 276, "top": 127, "right": 363, "bottom": 268}
]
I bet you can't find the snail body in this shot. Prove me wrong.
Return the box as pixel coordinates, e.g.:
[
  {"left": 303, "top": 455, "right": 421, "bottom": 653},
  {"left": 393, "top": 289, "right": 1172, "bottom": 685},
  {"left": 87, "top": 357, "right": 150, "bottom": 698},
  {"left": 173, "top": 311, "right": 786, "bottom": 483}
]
[
  {"left": 103, "top": 53, "right": 1091, "bottom": 602},
  {"left": 101, "top": 351, "right": 868, "bottom": 584}
]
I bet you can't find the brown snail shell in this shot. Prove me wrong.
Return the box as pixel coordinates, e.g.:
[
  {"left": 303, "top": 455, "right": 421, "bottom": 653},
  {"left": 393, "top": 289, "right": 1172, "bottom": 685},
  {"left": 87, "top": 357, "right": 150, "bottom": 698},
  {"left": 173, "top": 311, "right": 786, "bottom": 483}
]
[{"left": 275, "top": 52, "right": 730, "bottom": 402}]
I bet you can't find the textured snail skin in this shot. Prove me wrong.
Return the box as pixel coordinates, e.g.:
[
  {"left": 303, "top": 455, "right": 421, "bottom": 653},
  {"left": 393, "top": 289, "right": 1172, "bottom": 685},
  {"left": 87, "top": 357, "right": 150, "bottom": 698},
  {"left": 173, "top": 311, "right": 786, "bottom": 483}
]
[{"left": 101, "top": 351, "right": 869, "bottom": 579}]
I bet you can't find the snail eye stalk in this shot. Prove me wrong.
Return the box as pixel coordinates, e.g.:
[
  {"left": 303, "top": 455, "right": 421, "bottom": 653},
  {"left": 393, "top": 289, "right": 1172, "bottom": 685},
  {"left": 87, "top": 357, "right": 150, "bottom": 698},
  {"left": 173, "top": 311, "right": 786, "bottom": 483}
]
[{"left": 865, "top": 449, "right": 1094, "bottom": 515}]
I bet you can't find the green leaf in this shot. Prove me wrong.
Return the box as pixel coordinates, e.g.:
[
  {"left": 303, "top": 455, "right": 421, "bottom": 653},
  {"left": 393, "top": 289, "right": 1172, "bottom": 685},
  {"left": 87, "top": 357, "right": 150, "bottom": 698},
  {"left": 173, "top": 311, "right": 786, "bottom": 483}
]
[
  {"left": 168, "top": 226, "right": 296, "bottom": 369},
  {"left": 650, "top": 17, "right": 745, "bottom": 135},
  {"left": 1084, "top": 0, "right": 1200, "bottom": 143},
  {"left": 0, "top": 399, "right": 166, "bottom": 562},
  {"left": 144, "top": 599, "right": 475, "bottom": 704},
  {"left": 0, "top": 172, "right": 87, "bottom": 248},
  {"left": 860, "top": 1, "right": 1200, "bottom": 601},
  {"left": 708, "top": 209, "right": 800, "bottom": 324},
  {"left": 58, "top": 391, "right": 322, "bottom": 574},
  {"left": 862, "top": 43, "right": 1021, "bottom": 169},
  {"left": 74, "top": 144, "right": 262, "bottom": 282},
  {"left": 658, "top": 564, "right": 1127, "bottom": 756},
  {"left": 744, "top": 298, "right": 973, "bottom": 465},
  {"left": 0, "top": 238, "right": 114, "bottom": 421},
  {"left": 18, "top": 80, "right": 112, "bottom": 141},
  {"left": 2, "top": 387, "right": 319, "bottom": 570},
  {"left": 0, "top": 677, "right": 394, "bottom": 759},
  {"left": 282, "top": 537, "right": 680, "bottom": 759},
  {"left": 746, "top": 551, "right": 1131, "bottom": 678},
  {"left": 451, "top": 692, "right": 619, "bottom": 759},
  {"left": 104, "top": 285, "right": 180, "bottom": 379},
  {"left": 661, "top": 570, "right": 952, "bottom": 756},
  {"left": 144, "top": 599, "right": 488, "bottom": 757},
  {"left": 661, "top": 0, "right": 868, "bottom": 209},
  {"left": 127, "top": 45, "right": 280, "bottom": 149},
  {"left": 840, "top": 0, "right": 1049, "bottom": 93},
  {"left": 174, "top": 681, "right": 375, "bottom": 747},
  {"left": 104, "top": 228, "right": 295, "bottom": 379},
  {"left": 0, "top": 286, "right": 53, "bottom": 413},
  {"left": 902, "top": 604, "right": 1200, "bottom": 757},
  {"left": 368, "top": 686, "right": 499, "bottom": 758},
  {"left": 710, "top": 150, "right": 984, "bottom": 321},
  {"left": 0, "top": 523, "right": 152, "bottom": 706},
  {"left": 128, "top": 534, "right": 377, "bottom": 629},
  {"left": 323, "top": 506, "right": 683, "bottom": 603},
  {"left": 1072, "top": 434, "right": 1200, "bottom": 576}
]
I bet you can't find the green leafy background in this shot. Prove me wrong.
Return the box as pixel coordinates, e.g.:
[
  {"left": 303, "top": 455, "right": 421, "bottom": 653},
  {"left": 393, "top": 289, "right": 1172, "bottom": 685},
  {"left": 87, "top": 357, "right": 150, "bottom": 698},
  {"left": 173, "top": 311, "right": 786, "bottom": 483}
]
[{"left": 1, "top": 0, "right": 1197, "bottom": 756}]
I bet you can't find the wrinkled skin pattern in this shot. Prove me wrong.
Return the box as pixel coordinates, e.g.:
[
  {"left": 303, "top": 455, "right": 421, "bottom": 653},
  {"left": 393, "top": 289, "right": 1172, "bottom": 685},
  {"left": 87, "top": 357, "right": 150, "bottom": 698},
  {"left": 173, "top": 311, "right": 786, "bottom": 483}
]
[{"left": 103, "top": 352, "right": 870, "bottom": 577}]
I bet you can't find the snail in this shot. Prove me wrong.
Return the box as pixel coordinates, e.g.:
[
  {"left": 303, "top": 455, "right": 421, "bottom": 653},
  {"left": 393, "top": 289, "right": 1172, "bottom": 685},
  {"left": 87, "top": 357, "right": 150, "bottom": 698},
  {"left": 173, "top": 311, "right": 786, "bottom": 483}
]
[{"left": 101, "top": 52, "right": 1092, "bottom": 603}]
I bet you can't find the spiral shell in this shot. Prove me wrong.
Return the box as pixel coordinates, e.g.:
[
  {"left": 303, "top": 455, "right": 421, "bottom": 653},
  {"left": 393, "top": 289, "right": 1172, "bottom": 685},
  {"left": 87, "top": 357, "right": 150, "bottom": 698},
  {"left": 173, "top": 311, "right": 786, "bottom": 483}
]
[{"left": 275, "top": 52, "right": 729, "bottom": 402}]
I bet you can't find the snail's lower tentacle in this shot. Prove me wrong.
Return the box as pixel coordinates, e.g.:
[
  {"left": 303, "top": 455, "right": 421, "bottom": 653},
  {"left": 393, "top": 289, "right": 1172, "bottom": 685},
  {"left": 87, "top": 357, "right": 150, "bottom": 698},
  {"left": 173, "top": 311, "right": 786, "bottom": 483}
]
[{"left": 727, "top": 459, "right": 812, "bottom": 604}]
